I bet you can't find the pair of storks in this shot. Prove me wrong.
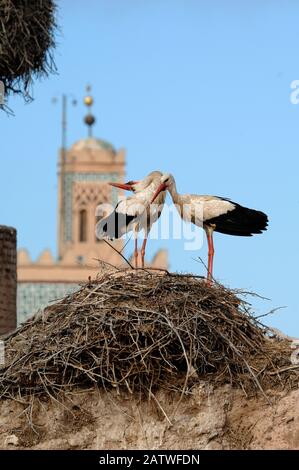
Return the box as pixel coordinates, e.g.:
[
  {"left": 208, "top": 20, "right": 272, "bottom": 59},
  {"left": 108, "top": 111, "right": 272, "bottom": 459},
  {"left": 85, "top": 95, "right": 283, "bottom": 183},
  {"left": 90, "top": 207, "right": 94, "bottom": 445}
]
[{"left": 98, "top": 171, "right": 268, "bottom": 281}]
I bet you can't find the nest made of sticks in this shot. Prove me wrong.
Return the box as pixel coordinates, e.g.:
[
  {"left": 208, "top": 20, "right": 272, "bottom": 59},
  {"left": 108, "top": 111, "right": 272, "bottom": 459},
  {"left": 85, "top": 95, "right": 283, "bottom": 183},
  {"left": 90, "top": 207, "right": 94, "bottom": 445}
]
[
  {"left": 0, "top": 270, "right": 298, "bottom": 405},
  {"left": 0, "top": 0, "right": 57, "bottom": 102}
]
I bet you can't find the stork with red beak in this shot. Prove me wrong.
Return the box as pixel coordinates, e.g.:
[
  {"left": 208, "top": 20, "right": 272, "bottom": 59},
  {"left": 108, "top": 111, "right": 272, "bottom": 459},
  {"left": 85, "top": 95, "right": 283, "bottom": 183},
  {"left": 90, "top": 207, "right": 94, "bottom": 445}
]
[
  {"left": 151, "top": 173, "right": 268, "bottom": 282},
  {"left": 97, "top": 171, "right": 166, "bottom": 268}
]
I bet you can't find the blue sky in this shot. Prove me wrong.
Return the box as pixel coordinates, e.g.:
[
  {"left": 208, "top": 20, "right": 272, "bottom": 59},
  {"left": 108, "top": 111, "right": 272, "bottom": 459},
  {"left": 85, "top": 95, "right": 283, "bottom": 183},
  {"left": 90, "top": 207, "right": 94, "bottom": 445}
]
[{"left": 1, "top": 1, "right": 299, "bottom": 335}]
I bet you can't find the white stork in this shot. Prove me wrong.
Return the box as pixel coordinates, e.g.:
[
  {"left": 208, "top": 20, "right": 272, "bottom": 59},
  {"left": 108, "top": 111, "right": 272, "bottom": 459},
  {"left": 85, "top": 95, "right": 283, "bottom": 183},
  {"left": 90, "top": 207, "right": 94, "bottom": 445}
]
[
  {"left": 151, "top": 173, "right": 268, "bottom": 282},
  {"left": 97, "top": 171, "right": 166, "bottom": 268}
]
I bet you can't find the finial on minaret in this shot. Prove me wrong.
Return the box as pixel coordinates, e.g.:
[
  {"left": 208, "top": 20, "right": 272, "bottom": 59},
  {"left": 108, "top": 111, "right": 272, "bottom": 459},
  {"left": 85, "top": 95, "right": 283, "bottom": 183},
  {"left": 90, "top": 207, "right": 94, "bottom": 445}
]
[{"left": 84, "top": 85, "right": 95, "bottom": 138}]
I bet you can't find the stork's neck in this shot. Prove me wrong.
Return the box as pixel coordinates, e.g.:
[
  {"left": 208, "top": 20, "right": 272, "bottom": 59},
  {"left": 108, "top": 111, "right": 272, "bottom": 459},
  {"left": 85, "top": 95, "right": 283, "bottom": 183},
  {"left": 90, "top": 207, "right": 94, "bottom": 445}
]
[{"left": 168, "top": 182, "right": 180, "bottom": 204}]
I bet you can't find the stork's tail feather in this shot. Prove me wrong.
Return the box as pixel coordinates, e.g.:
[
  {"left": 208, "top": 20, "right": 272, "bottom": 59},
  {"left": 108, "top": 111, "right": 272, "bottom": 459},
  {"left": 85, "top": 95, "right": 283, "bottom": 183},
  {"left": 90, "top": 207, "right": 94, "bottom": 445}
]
[{"left": 208, "top": 205, "right": 268, "bottom": 237}]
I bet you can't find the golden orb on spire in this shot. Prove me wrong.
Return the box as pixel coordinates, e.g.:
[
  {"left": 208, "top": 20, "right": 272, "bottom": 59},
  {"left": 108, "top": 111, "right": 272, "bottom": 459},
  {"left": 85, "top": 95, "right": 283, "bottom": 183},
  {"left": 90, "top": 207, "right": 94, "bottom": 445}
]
[
  {"left": 84, "top": 95, "right": 93, "bottom": 106},
  {"left": 84, "top": 84, "right": 93, "bottom": 106}
]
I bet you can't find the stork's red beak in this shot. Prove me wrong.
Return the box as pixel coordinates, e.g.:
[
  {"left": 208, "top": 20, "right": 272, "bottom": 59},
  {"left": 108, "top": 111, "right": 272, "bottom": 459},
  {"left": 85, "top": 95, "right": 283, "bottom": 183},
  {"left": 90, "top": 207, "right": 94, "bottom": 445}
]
[
  {"left": 109, "top": 181, "right": 138, "bottom": 191},
  {"left": 151, "top": 183, "right": 167, "bottom": 203}
]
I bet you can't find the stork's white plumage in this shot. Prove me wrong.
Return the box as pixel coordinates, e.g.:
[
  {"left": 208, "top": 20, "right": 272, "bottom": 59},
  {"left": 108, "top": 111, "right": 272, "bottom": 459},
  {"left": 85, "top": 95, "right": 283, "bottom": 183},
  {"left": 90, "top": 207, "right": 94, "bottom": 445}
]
[
  {"left": 151, "top": 173, "right": 268, "bottom": 282},
  {"left": 97, "top": 171, "right": 166, "bottom": 268}
]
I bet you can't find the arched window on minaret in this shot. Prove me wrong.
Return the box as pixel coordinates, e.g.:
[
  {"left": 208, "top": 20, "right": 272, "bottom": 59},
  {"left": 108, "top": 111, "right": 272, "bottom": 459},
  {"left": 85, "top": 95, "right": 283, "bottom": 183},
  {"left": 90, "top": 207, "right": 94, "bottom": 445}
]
[
  {"left": 95, "top": 199, "right": 105, "bottom": 242},
  {"left": 79, "top": 209, "right": 87, "bottom": 242}
]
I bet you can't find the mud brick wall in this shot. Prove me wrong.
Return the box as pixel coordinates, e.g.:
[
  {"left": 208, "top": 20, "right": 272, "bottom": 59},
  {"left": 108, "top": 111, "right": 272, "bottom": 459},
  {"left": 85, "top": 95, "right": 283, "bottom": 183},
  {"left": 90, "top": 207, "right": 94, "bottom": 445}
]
[{"left": 0, "top": 226, "right": 17, "bottom": 335}]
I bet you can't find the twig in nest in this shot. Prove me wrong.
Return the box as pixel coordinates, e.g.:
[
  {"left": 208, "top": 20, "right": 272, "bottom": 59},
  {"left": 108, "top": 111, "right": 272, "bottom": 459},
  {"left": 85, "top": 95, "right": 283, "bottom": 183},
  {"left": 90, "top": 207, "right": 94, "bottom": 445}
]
[{"left": 103, "top": 239, "right": 134, "bottom": 269}]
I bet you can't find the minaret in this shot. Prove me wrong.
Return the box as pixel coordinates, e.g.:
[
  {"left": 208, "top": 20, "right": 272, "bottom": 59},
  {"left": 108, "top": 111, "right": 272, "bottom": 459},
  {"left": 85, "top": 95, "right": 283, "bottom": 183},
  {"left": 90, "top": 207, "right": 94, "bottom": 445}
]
[{"left": 57, "top": 86, "right": 126, "bottom": 264}]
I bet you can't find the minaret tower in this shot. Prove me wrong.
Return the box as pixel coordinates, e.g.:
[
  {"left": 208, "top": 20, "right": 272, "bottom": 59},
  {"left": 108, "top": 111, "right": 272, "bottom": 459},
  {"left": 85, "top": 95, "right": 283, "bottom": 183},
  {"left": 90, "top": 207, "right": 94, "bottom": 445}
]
[{"left": 57, "top": 86, "right": 126, "bottom": 265}]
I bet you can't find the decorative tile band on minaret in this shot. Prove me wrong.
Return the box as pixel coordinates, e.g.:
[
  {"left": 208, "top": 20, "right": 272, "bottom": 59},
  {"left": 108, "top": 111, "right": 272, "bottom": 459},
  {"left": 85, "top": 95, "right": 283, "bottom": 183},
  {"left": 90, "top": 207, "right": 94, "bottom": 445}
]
[{"left": 62, "top": 172, "right": 120, "bottom": 243}]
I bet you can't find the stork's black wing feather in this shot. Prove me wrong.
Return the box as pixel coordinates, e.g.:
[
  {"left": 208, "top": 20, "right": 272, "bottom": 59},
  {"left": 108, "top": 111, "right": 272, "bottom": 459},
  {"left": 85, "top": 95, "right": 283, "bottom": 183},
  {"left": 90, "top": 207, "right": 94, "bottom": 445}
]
[{"left": 206, "top": 202, "right": 268, "bottom": 237}]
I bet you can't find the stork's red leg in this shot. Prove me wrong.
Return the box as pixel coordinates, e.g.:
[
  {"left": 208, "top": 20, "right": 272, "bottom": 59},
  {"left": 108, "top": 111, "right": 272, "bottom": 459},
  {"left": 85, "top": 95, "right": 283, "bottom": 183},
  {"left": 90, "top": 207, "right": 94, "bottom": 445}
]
[
  {"left": 205, "top": 227, "right": 215, "bottom": 283},
  {"left": 134, "top": 236, "right": 138, "bottom": 269},
  {"left": 141, "top": 236, "right": 148, "bottom": 269}
]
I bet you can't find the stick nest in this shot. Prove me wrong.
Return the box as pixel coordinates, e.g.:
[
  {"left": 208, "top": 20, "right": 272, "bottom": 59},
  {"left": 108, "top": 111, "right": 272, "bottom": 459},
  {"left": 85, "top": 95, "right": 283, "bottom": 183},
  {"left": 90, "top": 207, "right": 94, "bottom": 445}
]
[
  {"left": 0, "top": 270, "right": 298, "bottom": 404},
  {"left": 0, "top": 0, "right": 57, "bottom": 101}
]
